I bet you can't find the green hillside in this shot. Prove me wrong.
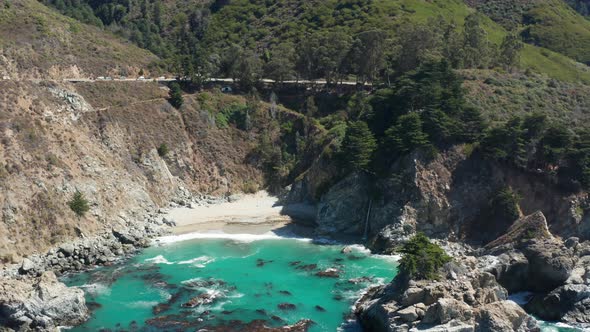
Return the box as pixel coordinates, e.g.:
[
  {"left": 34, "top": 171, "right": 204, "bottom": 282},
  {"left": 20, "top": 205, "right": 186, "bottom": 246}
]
[
  {"left": 28, "top": 0, "right": 590, "bottom": 83},
  {"left": 523, "top": 0, "right": 590, "bottom": 64},
  {"left": 0, "top": 0, "right": 157, "bottom": 78}
]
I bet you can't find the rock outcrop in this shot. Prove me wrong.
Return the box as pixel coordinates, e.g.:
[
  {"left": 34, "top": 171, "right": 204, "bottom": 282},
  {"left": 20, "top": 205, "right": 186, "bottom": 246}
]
[
  {"left": 0, "top": 271, "right": 88, "bottom": 331},
  {"left": 355, "top": 245, "right": 539, "bottom": 332}
]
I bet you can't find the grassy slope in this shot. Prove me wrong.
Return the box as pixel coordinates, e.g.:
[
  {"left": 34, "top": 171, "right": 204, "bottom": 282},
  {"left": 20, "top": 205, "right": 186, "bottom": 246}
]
[
  {"left": 205, "top": 0, "right": 590, "bottom": 83},
  {"left": 0, "top": 0, "right": 158, "bottom": 78},
  {"left": 462, "top": 69, "right": 590, "bottom": 124},
  {"left": 403, "top": 0, "right": 590, "bottom": 83},
  {"left": 524, "top": 0, "right": 590, "bottom": 64}
]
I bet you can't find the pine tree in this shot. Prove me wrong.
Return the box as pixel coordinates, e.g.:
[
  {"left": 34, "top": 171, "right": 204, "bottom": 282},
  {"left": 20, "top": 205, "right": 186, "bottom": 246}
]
[
  {"left": 341, "top": 121, "right": 377, "bottom": 172},
  {"left": 385, "top": 113, "right": 430, "bottom": 154},
  {"left": 169, "top": 83, "right": 183, "bottom": 109}
]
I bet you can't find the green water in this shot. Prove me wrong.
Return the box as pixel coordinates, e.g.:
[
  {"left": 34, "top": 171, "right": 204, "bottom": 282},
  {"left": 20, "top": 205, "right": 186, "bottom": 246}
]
[{"left": 64, "top": 236, "right": 398, "bottom": 331}]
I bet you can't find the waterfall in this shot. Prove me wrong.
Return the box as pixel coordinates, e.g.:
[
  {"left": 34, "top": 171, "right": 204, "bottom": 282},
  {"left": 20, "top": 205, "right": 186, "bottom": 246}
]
[{"left": 363, "top": 198, "right": 373, "bottom": 241}]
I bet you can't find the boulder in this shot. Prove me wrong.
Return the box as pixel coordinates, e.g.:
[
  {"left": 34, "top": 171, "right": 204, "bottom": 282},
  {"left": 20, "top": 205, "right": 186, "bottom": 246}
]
[
  {"left": 522, "top": 239, "right": 577, "bottom": 292},
  {"left": 475, "top": 301, "right": 538, "bottom": 332},
  {"left": 19, "top": 258, "right": 36, "bottom": 274},
  {"left": 483, "top": 251, "right": 529, "bottom": 293},
  {"left": 422, "top": 298, "right": 473, "bottom": 325},
  {"left": 525, "top": 284, "right": 590, "bottom": 323},
  {"left": 0, "top": 271, "right": 88, "bottom": 330},
  {"left": 59, "top": 243, "right": 75, "bottom": 257},
  {"left": 397, "top": 306, "right": 419, "bottom": 323}
]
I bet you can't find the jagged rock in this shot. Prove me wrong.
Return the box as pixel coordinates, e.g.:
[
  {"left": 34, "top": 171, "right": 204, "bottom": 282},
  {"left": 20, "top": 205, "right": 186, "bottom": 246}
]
[
  {"left": 422, "top": 298, "right": 473, "bottom": 325},
  {"left": 565, "top": 237, "right": 580, "bottom": 249},
  {"left": 397, "top": 306, "right": 419, "bottom": 323},
  {"left": 59, "top": 243, "right": 75, "bottom": 257},
  {"left": 526, "top": 284, "right": 590, "bottom": 323},
  {"left": 0, "top": 271, "right": 88, "bottom": 330},
  {"left": 475, "top": 301, "right": 537, "bottom": 332},
  {"left": 483, "top": 251, "right": 529, "bottom": 293},
  {"left": 112, "top": 229, "right": 137, "bottom": 245},
  {"left": 522, "top": 239, "right": 577, "bottom": 292},
  {"left": 19, "top": 258, "right": 35, "bottom": 274},
  {"left": 485, "top": 211, "right": 552, "bottom": 249}
]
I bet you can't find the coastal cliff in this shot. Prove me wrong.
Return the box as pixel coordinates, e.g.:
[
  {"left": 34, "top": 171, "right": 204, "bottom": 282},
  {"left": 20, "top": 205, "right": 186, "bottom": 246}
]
[{"left": 284, "top": 145, "right": 590, "bottom": 330}]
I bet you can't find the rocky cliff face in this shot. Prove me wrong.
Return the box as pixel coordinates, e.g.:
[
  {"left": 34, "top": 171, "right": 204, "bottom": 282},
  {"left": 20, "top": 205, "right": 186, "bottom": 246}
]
[
  {"left": 0, "top": 81, "right": 266, "bottom": 261},
  {"left": 287, "top": 145, "right": 590, "bottom": 249}
]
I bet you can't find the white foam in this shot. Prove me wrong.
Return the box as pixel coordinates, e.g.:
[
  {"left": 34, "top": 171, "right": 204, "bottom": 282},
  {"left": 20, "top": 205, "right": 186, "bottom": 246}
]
[
  {"left": 126, "top": 300, "right": 160, "bottom": 309},
  {"left": 374, "top": 254, "right": 402, "bottom": 262},
  {"left": 177, "top": 256, "right": 215, "bottom": 267},
  {"left": 508, "top": 292, "right": 534, "bottom": 305},
  {"left": 155, "top": 231, "right": 313, "bottom": 244},
  {"left": 78, "top": 283, "right": 111, "bottom": 296},
  {"left": 144, "top": 255, "right": 174, "bottom": 264}
]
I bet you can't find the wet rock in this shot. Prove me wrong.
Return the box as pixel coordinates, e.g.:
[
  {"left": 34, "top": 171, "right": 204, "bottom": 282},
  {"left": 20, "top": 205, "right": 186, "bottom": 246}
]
[
  {"left": 181, "top": 293, "right": 217, "bottom": 308},
  {"left": 526, "top": 284, "right": 590, "bottom": 323},
  {"left": 289, "top": 261, "right": 302, "bottom": 266},
  {"left": 349, "top": 276, "right": 374, "bottom": 284},
  {"left": 278, "top": 303, "right": 297, "bottom": 310},
  {"left": 256, "top": 258, "right": 274, "bottom": 267},
  {"left": 315, "top": 268, "right": 340, "bottom": 278}
]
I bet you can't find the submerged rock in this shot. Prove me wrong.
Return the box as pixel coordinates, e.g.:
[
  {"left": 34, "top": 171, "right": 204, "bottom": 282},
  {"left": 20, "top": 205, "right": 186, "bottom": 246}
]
[
  {"left": 315, "top": 268, "right": 340, "bottom": 278},
  {"left": 314, "top": 305, "right": 326, "bottom": 312},
  {"left": 295, "top": 264, "right": 317, "bottom": 271},
  {"left": 278, "top": 303, "right": 297, "bottom": 310}
]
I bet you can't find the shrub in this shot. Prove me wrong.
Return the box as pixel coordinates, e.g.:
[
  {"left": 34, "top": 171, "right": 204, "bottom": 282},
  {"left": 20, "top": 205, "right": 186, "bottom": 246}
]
[
  {"left": 68, "top": 190, "right": 89, "bottom": 218},
  {"left": 169, "top": 83, "right": 183, "bottom": 109},
  {"left": 398, "top": 233, "right": 451, "bottom": 280},
  {"left": 489, "top": 187, "right": 521, "bottom": 224},
  {"left": 157, "top": 143, "right": 169, "bottom": 157}
]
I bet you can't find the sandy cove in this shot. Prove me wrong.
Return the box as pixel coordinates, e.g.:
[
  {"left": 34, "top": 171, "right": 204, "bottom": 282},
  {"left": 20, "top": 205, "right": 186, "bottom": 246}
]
[{"left": 164, "top": 191, "right": 295, "bottom": 235}]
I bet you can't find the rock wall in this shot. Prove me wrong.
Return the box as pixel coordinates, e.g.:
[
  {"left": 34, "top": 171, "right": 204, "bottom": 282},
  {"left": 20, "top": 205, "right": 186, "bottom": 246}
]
[
  {"left": 0, "top": 81, "right": 265, "bottom": 261},
  {"left": 287, "top": 145, "right": 590, "bottom": 249}
]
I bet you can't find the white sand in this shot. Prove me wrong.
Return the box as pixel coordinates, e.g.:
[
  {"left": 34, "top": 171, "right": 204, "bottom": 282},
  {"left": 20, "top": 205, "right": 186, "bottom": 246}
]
[{"left": 166, "top": 191, "right": 292, "bottom": 235}]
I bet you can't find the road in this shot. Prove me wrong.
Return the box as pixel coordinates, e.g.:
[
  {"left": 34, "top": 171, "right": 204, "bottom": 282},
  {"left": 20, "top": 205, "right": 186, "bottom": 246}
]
[{"left": 60, "top": 77, "right": 368, "bottom": 86}]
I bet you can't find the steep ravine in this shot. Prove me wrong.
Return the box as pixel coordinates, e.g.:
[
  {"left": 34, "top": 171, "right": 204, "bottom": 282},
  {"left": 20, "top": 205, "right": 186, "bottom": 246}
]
[{"left": 283, "top": 146, "right": 590, "bottom": 331}]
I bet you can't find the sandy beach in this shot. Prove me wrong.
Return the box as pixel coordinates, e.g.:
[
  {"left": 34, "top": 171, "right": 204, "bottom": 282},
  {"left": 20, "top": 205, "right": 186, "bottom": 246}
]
[{"left": 165, "top": 191, "right": 294, "bottom": 235}]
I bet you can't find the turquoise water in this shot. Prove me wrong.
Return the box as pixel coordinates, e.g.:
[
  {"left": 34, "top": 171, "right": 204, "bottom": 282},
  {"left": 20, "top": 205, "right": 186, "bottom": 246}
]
[
  {"left": 62, "top": 234, "right": 585, "bottom": 332},
  {"left": 63, "top": 236, "right": 398, "bottom": 331}
]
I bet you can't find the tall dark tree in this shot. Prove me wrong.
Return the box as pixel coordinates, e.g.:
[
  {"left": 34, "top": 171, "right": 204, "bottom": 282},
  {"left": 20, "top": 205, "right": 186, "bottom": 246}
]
[
  {"left": 385, "top": 113, "right": 430, "bottom": 154},
  {"left": 341, "top": 121, "right": 377, "bottom": 172},
  {"left": 169, "top": 82, "right": 183, "bottom": 109}
]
